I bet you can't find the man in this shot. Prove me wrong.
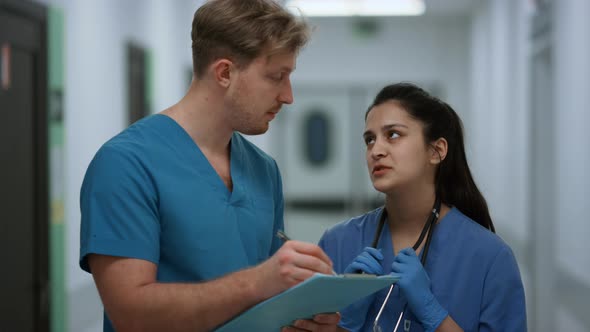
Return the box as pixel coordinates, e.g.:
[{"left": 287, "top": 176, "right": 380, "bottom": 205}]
[{"left": 79, "top": 0, "right": 343, "bottom": 331}]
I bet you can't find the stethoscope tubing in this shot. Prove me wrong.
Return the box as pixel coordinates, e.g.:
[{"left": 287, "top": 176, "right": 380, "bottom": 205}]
[{"left": 371, "top": 197, "right": 441, "bottom": 332}]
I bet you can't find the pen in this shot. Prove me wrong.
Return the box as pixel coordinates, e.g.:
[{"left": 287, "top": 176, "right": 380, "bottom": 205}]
[
  {"left": 275, "top": 230, "right": 338, "bottom": 276},
  {"left": 276, "top": 230, "right": 291, "bottom": 242}
]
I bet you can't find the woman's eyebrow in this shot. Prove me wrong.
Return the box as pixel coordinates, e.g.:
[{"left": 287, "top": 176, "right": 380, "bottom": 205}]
[
  {"left": 363, "top": 123, "right": 408, "bottom": 137},
  {"left": 381, "top": 123, "right": 408, "bottom": 131}
]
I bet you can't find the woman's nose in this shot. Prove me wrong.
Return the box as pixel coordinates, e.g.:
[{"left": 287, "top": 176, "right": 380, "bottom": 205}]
[{"left": 370, "top": 138, "right": 387, "bottom": 159}]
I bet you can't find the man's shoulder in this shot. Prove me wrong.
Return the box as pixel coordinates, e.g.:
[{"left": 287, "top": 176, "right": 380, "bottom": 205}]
[
  {"left": 85, "top": 115, "right": 173, "bottom": 179},
  {"left": 112, "top": 114, "right": 163, "bottom": 140},
  {"left": 102, "top": 115, "right": 168, "bottom": 155}
]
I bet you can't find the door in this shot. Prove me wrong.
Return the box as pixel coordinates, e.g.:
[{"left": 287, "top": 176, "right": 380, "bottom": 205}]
[
  {"left": 0, "top": 1, "right": 49, "bottom": 331},
  {"left": 127, "top": 42, "right": 149, "bottom": 125}
]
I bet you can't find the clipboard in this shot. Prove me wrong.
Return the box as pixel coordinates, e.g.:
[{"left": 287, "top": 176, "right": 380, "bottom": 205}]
[{"left": 215, "top": 273, "right": 398, "bottom": 332}]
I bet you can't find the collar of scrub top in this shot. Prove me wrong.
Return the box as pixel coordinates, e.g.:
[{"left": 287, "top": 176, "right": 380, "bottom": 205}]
[{"left": 371, "top": 196, "right": 442, "bottom": 332}]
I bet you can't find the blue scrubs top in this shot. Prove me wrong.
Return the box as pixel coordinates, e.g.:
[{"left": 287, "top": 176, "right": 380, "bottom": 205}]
[
  {"left": 319, "top": 207, "right": 527, "bottom": 332},
  {"left": 79, "top": 114, "right": 284, "bottom": 331}
]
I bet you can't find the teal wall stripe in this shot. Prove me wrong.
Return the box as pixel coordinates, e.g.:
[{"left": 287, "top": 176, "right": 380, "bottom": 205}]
[{"left": 48, "top": 6, "right": 66, "bottom": 332}]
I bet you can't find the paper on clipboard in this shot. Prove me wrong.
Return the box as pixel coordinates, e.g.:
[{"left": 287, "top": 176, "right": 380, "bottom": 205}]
[{"left": 215, "top": 273, "right": 398, "bottom": 332}]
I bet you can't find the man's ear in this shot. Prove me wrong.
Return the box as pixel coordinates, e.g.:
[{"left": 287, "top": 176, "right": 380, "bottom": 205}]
[
  {"left": 430, "top": 137, "right": 448, "bottom": 165},
  {"left": 211, "top": 59, "right": 233, "bottom": 88}
]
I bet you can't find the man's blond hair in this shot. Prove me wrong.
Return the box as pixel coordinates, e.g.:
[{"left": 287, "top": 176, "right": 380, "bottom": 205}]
[{"left": 191, "top": 0, "right": 310, "bottom": 78}]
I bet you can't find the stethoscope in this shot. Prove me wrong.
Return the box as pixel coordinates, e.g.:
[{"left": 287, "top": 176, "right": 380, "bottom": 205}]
[{"left": 371, "top": 196, "right": 442, "bottom": 332}]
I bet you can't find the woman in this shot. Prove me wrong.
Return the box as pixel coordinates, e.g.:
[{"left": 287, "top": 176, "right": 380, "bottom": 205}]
[{"left": 319, "top": 83, "right": 526, "bottom": 332}]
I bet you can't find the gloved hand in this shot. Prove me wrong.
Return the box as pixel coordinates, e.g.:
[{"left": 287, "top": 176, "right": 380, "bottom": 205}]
[
  {"left": 391, "top": 248, "right": 448, "bottom": 332},
  {"left": 339, "top": 247, "right": 384, "bottom": 331},
  {"left": 344, "top": 247, "right": 383, "bottom": 274}
]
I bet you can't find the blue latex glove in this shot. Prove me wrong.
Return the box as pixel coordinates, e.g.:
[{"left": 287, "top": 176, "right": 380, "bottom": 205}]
[
  {"left": 340, "top": 247, "right": 384, "bottom": 331},
  {"left": 344, "top": 247, "right": 384, "bottom": 274},
  {"left": 391, "top": 248, "right": 448, "bottom": 332}
]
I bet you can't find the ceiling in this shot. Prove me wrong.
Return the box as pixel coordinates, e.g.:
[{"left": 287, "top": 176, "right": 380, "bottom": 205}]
[
  {"left": 424, "top": 0, "right": 476, "bottom": 17},
  {"left": 279, "top": 0, "right": 477, "bottom": 17}
]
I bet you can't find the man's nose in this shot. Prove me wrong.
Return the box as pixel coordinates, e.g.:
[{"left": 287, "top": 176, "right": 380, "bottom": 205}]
[{"left": 278, "top": 78, "right": 293, "bottom": 104}]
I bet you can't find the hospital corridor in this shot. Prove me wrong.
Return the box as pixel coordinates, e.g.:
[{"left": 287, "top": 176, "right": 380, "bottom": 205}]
[{"left": 0, "top": 0, "right": 588, "bottom": 331}]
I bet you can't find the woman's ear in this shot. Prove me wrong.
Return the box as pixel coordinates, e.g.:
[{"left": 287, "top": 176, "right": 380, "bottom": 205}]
[
  {"left": 430, "top": 137, "right": 448, "bottom": 165},
  {"left": 210, "top": 59, "right": 233, "bottom": 88}
]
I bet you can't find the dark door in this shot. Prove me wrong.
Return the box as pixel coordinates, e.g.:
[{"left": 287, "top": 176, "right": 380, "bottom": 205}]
[
  {"left": 0, "top": 1, "right": 49, "bottom": 331},
  {"left": 127, "top": 43, "right": 149, "bottom": 125}
]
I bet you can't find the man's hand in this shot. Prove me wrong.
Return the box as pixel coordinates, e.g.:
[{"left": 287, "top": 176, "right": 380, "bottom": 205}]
[
  {"left": 253, "top": 240, "right": 335, "bottom": 299},
  {"left": 281, "top": 313, "right": 347, "bottom": 332}
]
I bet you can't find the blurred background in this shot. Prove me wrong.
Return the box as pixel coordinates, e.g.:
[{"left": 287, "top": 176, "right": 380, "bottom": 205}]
[{"left": 0, "top": 0, "right": 588, "bottom": 331}]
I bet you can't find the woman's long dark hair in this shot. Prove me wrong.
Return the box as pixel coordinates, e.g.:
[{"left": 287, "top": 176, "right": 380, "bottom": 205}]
[{"left": 366, "top": 83, "right": 495, "bottom": 232}]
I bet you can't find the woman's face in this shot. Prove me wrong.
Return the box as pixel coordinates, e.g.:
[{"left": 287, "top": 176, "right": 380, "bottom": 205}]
[{"left": 363, "top": 100, "right": 435, "bottom": 194}]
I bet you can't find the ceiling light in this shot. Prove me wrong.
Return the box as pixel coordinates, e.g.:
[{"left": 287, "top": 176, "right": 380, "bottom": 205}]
[{"left": 285, "top": 0, "right": 426, "bottom": 17}]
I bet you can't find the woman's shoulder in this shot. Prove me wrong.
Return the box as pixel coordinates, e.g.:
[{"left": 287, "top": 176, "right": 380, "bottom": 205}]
[
  {"left": 328, "top": 207, "right": 381, "bottom": 233},
  {"left": 319, "top": 208, "right": 385, "bottom": 269},
  {"left": 444, "top": 208, "right": 514, "bottom": 257},
  {"left": 436, "top": 208, "right": 523, "bottom": 287},
  {"left": 320, "top": 207, "right": 383, "bottom": 245}
]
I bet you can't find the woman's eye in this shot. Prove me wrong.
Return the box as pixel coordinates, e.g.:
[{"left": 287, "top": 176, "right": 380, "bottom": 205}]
[
  {"left": 364, "top": 137, "right": 375, "bottom": 145},
  {"left": 388, "top": 131, "right": 400, "bottom": 139}
]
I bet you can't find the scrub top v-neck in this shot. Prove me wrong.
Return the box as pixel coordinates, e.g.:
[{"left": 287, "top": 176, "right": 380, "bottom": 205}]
[{"left": 80, "top": 114, "right": 285, "bottom": 283}]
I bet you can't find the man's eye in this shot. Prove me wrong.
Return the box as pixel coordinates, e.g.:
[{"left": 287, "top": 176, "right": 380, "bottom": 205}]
[
  {"left": 364, "top": 137, "right": 375, "bottom": 145},
  {"left": 270, "top": 74, "right": 283, "bottom": 82}
]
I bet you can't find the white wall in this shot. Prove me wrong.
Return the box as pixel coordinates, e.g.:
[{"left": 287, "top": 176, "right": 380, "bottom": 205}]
[
  {"left": 294, "top": 15, "right": 470, "bottom": 116},
  {"left": 469, "top": 0, "right": 530, "bottom": 243},
  {"left": 553, "top": 0, "right": 590, "bottom": 331},
  {"left": 470, "top": 0, "right": 590, "bottom": 331},
  {"left": 554, "top": 0, "right": 590, "bottom": 293},
  {"left": 469, "top": 0, "right": 534, "bottom": 327},
  {"left": 34, "top": 0, "right": 201, "bottom": 330}
]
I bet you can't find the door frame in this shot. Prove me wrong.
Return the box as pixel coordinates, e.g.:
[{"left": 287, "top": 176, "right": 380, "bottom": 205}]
[{"left": 0, "top": 0, "right": 49, "bottom": 330}]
